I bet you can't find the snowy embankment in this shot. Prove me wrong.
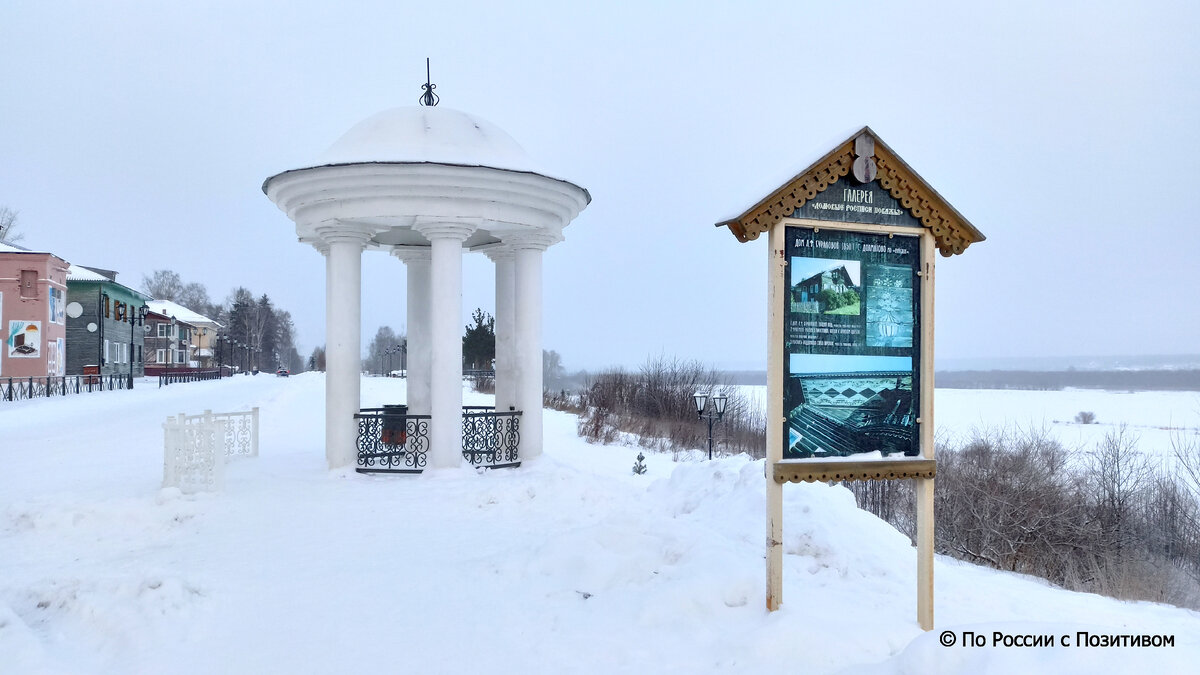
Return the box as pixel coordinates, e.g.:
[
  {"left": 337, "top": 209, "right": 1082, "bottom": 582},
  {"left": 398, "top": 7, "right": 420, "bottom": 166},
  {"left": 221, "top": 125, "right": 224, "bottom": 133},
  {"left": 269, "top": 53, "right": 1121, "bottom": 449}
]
[{"left": 2, "top": 375, "right": 1198, "bottom": 674}]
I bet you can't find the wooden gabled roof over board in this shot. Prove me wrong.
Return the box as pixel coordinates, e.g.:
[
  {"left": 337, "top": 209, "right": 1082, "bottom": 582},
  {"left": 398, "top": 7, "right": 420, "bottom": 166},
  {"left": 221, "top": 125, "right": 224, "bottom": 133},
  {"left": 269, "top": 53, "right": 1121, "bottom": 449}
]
[{"left": 715, "top": 127, "right": 985, "bottom": 256}]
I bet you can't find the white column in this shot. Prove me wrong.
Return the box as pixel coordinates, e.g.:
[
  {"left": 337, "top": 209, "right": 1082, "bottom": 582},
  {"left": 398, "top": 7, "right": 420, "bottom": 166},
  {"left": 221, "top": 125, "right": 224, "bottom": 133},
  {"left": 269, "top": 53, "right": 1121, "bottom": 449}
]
[
  {"left": 393, "top": 247, "right": 432, "bottom": 415},
  {"left": 510, "top": 231, "right": 557, "bottom": 461},
  {"left": 321, "top": 242, "right": 332, "bottom": 375},
  {"left": 392, "top": 247, "right": 432, "bottom": 415},
  {"left": 414, "top": 222, "right": 476, "bottom": 469},
  {"left": 315, "top": 226, "right": 374, "bottom": 469},
  {"left": 484, "top": 246, "right": 515, "bottom": 414}
]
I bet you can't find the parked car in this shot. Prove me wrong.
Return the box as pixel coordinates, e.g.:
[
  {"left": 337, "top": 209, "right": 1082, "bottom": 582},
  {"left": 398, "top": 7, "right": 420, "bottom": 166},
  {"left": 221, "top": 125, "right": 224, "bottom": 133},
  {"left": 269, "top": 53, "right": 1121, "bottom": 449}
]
[{"left": 276, "top": 368, "right": 290, "bottom": 377}]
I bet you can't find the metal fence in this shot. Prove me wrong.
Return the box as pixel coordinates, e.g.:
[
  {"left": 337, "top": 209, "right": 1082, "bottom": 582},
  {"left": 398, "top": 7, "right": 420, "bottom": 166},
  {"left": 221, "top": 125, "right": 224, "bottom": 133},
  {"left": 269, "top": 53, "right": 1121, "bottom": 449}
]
[
  {"left": 158, "top": 370, "right": 222, "bottom": 387},
  {"left": 462, "top": 406, "right": 521, "bottom": 469},
  {"left": 355, "top": 405, "right": 521, "bottom": 474},
  {"left": 1, "top": 374, "right": 131, "bottom": 402},
  {"left": 162, "top": 407, "right": 259, "bottom": 493},
  {"left": 355, "top": 407, "right": 431, "bottom": 474}
]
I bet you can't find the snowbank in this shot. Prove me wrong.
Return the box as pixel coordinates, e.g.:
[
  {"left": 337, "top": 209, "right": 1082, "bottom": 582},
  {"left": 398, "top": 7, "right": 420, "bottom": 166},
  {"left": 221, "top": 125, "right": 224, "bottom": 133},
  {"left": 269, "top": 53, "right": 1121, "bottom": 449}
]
[{"left": 2, "top": 375, "right": 1198, "bottom": 673}]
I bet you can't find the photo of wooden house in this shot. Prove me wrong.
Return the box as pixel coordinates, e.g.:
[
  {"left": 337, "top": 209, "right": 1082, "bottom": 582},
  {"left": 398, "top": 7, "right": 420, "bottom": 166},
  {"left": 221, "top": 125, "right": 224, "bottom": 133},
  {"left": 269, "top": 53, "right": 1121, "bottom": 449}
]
[{"left": 790, "top": 259, "right": 861, "bottom": 314}]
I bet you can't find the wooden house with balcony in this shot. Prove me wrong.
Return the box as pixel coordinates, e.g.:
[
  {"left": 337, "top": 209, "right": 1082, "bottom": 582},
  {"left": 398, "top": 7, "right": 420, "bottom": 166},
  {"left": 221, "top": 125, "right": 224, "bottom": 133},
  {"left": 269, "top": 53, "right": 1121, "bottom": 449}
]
[
  {"left": 143, "top": 306, "right": 196, "bottom": 376},
  {"left": 64, "top": 264, "right": 149, "bottom": 378},
  {"left": 145, "top": 299, "right": 222, "bottom": 372}
]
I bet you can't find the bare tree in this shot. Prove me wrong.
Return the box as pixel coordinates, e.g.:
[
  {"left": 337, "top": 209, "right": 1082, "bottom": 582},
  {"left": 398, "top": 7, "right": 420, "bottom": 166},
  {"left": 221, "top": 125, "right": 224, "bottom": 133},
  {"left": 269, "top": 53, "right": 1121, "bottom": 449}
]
[
  {"left": 366, "top": 326, "right": 404, "bottom": 375},
  {"left": 309, "top": 346, "right": 326, "bottom": 372},
  {"left": 177, "top": 282, "right": 218, "bottom": 317},
  {"left": 1088, "top": 426, "right": 1152, "bottom": 557},
  {"left": 543, "top": 349, "right": 565, "bottom": 388},
  {"left": 575, "top": 355, "right": 765, "bottom": 457},
  {"left": 934, "top": 427, "right": 1094, "bottom": 583},
  {"left": 142, "top": 270, "right": 184, "bottom": 300},
  {"left": 0, "top": 207, "right": 23, "bottom": 244},
  {"left": 1175, "top": 428, "right": 1200, "bottom": 503}
]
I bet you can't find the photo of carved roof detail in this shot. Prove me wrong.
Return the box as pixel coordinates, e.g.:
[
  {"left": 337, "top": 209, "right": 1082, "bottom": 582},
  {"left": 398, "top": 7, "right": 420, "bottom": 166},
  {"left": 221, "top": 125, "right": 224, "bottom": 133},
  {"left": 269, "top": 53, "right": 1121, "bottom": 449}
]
[
  {"left": 715, "top": 126, "right": 986, "bottom": 256},
  {"left": 788, "top": 371, "right": 916, "bottom": 457}
]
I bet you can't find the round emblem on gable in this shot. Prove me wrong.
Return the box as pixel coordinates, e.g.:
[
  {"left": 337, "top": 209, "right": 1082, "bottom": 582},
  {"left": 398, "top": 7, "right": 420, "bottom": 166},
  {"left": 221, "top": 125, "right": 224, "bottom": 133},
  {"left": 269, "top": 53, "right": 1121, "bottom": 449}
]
[{"left": 852, "top": 156, "right": 878, "bottom": 183}]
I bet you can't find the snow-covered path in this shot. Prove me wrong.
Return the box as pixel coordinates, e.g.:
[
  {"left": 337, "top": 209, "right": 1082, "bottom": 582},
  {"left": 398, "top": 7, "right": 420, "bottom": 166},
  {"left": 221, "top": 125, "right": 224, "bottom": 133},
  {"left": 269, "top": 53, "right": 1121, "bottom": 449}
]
[{"left": 2, "top": 374, "right": 1198, "bottom": 673}]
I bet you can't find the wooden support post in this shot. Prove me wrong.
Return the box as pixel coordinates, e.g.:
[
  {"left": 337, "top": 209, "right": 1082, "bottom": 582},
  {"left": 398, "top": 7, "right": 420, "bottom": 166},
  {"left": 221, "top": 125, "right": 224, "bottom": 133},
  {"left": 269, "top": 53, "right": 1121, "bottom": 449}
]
[
  {"left": 916, "top": 231, "right": 937, "bottom": 630},
  {"left": 766, "top": 222, "right": 785, "bottom": 612},
  {"left": 916, "top": 477, "right": 934, "bottom": 630}
]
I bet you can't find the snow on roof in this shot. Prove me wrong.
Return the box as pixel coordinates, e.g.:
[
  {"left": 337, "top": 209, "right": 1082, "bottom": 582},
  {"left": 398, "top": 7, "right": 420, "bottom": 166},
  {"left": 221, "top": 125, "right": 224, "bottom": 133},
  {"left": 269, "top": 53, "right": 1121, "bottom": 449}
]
[
  {"left": 314, "top": 106, "right": 542, "bottom": 174},
  {"left": 0, "top": 240, "right": 52, "bottom": 255},
  {"left": 67, "top": 264, "right": 151, "bottom": 300},
  {"left": 66, "top": 264, "right": 110, "bottom": 282},
  {"left": 146, "top": 299, "right": 220, "bottom": 327}
]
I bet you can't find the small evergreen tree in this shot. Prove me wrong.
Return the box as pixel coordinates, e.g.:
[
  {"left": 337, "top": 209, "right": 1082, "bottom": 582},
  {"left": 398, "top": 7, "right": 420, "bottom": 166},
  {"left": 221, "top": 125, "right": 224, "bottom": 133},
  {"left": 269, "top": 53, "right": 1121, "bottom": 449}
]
[
  {"left": 632, "top": 452, "right": 647, "bottom": 475},
  {"left": 462, "top": 308, "right": 495, "bottom": 370}
]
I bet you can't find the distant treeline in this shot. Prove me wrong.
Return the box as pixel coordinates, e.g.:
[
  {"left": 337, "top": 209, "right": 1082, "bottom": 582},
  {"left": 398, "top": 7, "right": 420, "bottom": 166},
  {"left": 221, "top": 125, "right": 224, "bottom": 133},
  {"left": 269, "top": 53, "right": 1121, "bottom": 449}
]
[
  {"left": 710, "top": 369, "right": 1200, "bottom": 392},
  {"left": 935, "top": 369, "right": 1200, "bottom": 392}
]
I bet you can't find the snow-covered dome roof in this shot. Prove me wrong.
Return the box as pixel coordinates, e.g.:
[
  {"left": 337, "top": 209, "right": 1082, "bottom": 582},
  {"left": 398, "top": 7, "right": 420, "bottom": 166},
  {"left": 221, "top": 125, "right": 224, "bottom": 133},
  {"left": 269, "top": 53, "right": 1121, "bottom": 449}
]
[{"left": 315, "top": 106, "right": 541, "bottom": 174}]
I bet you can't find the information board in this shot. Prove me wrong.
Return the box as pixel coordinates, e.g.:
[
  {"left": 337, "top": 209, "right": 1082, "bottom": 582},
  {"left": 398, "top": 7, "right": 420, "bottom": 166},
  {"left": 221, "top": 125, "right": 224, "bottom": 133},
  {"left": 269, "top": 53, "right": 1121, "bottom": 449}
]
[{"left": 783, "top": 226, "right": 921, "bottom": 458}]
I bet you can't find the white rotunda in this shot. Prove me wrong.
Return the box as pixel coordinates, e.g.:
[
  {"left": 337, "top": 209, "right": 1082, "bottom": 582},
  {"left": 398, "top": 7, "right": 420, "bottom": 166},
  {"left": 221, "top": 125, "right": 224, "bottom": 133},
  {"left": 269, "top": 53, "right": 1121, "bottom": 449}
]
[{"left": 263, "top": 102, "right": 590, "bottom": 471}]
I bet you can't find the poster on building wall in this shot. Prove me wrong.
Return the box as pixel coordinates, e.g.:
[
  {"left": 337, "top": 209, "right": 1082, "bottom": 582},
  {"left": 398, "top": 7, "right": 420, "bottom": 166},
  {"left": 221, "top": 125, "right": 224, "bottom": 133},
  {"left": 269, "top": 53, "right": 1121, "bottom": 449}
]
[
  {"left": 6, "top": 320, "right": 42, "bottom": 359},
  {"left": 46, "top": 339, "right": 58, "bottom": 375},
  {"left": 784, "top": 226, "right": 920, "bottom": 458},
  {"left": 58, "top": 337, "right": 65, "bottom": 375},
  {"left": 48, "top": 287, "right": 65, "bottom": 324}
]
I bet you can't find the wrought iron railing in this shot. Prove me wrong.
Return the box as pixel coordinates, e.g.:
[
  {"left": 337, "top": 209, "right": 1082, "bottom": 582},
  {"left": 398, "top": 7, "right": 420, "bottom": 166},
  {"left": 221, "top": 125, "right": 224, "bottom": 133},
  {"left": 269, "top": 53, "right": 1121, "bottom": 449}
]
[
  {"left": 212, "top": 407, "right": 260, "bottom": 459},
  {"left": 1, "top": 375, "right": 131, "bottom": 402},
  {"left": 158, "top": 370, "right": 222, "bottom": 387},
  {"left": 355, "top": 407, "right": 431, "bottom": 474},
  {"left": 462, "top": 407, "right": 521, "bottom": 468},
  {"left": 162, "top": 407, "right": 260, "bottom": 493}
]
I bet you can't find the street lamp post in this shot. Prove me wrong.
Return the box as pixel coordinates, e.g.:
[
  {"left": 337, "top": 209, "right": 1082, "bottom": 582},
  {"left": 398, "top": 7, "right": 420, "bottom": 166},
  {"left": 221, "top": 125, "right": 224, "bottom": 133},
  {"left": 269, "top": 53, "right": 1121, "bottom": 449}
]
[
  {"left": 693, "top": 390, "right": 728, "bottom": 460},
  {"left": 99, "top": 291, "right": 110, "bottom": 373},
  {"left": 198, "top": 327, "right": 208, "bottom": 370},
  {"left": 129, "top": 304, "right": 147, "bottom": 388},
  {"left": 165, "top": 316, "right": 178, "bottom": 373},
  {"left": 383, "top": 343, "right": 404, "bottom": 376},
  {"left": 216, "top": 333, "right": 224, "bottom": 378}
]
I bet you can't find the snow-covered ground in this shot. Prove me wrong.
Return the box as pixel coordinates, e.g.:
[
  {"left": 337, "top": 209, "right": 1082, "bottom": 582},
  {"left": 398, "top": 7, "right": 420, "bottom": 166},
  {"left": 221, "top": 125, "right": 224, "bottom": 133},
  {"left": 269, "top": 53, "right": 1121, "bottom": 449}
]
[{"left": 2, "top": 375, "right": 1198, "bottom": 673}]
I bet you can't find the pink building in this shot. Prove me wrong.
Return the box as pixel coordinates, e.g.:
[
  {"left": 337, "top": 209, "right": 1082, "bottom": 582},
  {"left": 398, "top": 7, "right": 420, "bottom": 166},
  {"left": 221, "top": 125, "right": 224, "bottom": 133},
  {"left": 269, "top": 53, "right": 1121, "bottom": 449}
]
[{"left": 0, "top": 242, "right": 70, "bottom": 378}]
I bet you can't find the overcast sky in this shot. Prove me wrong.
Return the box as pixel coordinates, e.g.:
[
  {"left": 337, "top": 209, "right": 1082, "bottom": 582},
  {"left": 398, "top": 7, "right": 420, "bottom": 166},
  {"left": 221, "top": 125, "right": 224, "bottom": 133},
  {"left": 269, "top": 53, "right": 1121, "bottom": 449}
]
[{"left": 2, "top": 1, "right": 1197, "bottom": 372}]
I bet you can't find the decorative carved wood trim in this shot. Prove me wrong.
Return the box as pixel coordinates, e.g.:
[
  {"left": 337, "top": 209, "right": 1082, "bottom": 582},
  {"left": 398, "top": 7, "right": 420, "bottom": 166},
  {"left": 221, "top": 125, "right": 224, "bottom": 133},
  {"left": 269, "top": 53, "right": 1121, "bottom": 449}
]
[
  {"left": 773, "top": 458, "right": 936, "bottom": 484},
  {"left": 875, "top": 154, "right": 974, "bottom": 257},
  {"left": 723, "top": 142, "right": 854, "bottom": 243},
  {"left": 717, "top": 128, "right": 984, "bottom": 256}
]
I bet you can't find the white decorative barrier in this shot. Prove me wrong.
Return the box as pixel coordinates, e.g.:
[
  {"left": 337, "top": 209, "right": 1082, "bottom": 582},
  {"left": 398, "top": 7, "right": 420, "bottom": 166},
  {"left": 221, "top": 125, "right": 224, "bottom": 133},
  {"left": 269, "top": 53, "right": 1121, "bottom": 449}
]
[{"left": 163, "top": 408, "right": 259, "bottom": 493}]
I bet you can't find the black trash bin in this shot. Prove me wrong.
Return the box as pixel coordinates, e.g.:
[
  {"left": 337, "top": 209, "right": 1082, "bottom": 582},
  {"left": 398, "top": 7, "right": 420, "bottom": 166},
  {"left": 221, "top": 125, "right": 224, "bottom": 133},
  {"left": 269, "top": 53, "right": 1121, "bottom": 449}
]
[{"left": 381, "top": 404, "right": 409, "bottom": 446}]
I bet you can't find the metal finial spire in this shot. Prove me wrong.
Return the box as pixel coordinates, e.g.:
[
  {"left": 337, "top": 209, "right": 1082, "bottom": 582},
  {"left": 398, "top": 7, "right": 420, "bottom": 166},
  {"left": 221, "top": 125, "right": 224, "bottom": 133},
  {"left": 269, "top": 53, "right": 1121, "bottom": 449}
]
[{"left": 419, "top": 58, "right": 439, "bottom": 106}]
